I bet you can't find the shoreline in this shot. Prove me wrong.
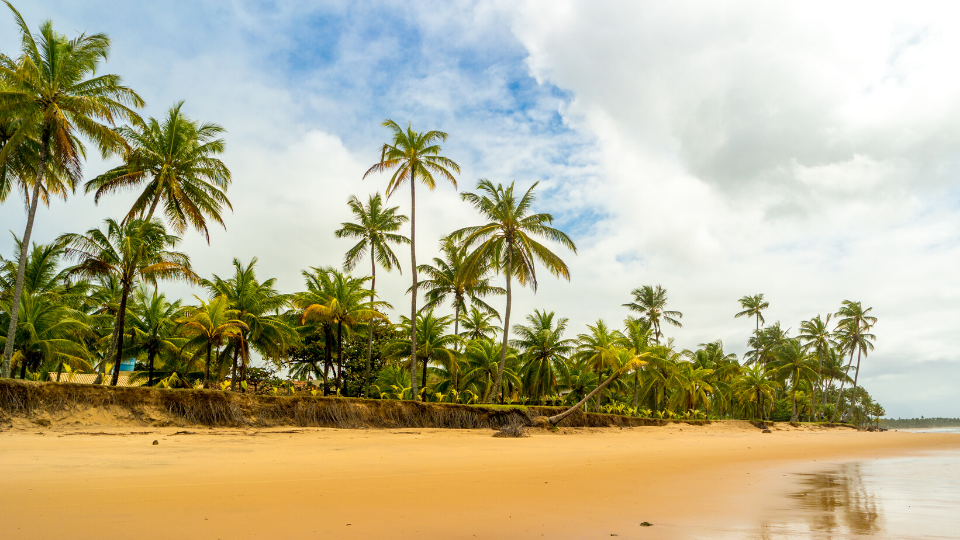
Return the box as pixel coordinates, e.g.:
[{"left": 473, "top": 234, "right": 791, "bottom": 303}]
[{"left": 3, "top": 423, "right": 958, "bottom": 539}]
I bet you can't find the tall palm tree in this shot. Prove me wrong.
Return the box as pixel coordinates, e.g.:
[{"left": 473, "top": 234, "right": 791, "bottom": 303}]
[
  {"left": 0, "top": 292, "right": 91, "bottom": 380},
  {"left": 298, "top": 268, "right": 386, "bottom": 395},
  {"left": 623, "top": 285, "right": 682, "bottom": 344},
  {"left": 513, "top": 310, "right": 575, "bottom": 404},
  {"left": 85, "top": 101, "right": 231, "bottom": 241},
  {"left": 59, "top": 218, "right": 195, "bottom": 385},
  {"left": 832, "top": 301, "right": 876, "bottom": 422},
  {"left": 799, "top": 314, "right": 835, "bottom": 420},
  {"left": 450, "top": 180, "right": 577, "bottom": 403},
  {"left": 381, "top": 311, "right": 459, "bottom": 395},
  {"left": 735, "top": 294, "right": 769, "bottom": 334},
  {"left": 205, "top": 258, "right": 297, "bottom": 391},
  {"left": 335, "top": 192, "right": 408, "bottom": 397},
  {"left": 773, "top": 338, "right": 818, "bottom": 422},
  {"left": 619, "top": 317, "right": 653, "bottom": 409},
  {"left": 364, "top": 120, "right": 460, "bottom": 400},
  {"left": 459, "top": 306, "right": 500, "bottom": 341},
  {"left": 178, "top": 295, "right": 247, "bottom": 389},
  {"left": 417, "top": 237, "right": 504, "bottom": 341},
  {"left": 744, "top": 322, "right": 788, "bottom": 369},
  {"left": 0, "top": 3, "right": 144, "bottom": 378},
  {"left": 125, "top": 286, "right": 183, "bottom": 387}
]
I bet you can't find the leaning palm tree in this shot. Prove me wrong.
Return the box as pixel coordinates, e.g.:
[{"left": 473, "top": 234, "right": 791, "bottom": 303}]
[
  {"left": 85, "top": 101, "right": 231, "bottom": 242},
  {"left": 364, "top": 120, "right": 460, "bottom": 400},
  {"left": 0, "top": 3, "right": 144, "bottom": 378},
  {"left": 832, "top": 301, "right": 876, "bottom": 422},
  {"left": 417, "top": 237, "right": 504, "bottom": 341},
  {"left": 623, "top": 285, "right": 682, "bottom": 344},
  {"left": 335, "top": 193, "right": 408, "bottom": 397},
  {"left": 450, "top": 180, "right": 577, "bottom": 403},
  {"left": 735, "top": 294, "right": 769, "bottom": 334},
  {"left": 205, "top": 258, "right": 297, "bottom": 391},
  {"left": 178, "top": 295, "right": 247, "bottom": 389},
  {"left": 619, "top": 317, "right": 652, "bottom": 408},
  {"left": 59, "top": 218, "right": 196, "bottom": 385},
  {"left": 546, "top": 347, "right": 646, "bottom": 426}
]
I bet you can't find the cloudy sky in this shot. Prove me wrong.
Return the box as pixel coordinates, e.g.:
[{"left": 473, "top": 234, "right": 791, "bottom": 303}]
[{"left": 2, "top": 1, "right": 958, "bottom": 417}]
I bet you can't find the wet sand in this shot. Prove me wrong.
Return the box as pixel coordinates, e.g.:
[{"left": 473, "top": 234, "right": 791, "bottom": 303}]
[{"left": 2, "top": 422, "right": 958, "bottom": 539}]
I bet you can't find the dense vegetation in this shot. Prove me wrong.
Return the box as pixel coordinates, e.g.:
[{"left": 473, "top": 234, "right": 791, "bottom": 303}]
[
  {"left": 882, "top": 418, "right": 960, "bottom": 429},
  {"left": 0, "top": 3, "right": 885, "bottom": 427}
]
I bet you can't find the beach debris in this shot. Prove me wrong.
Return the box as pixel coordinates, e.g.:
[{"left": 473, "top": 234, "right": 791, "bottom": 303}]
[
  {"left": 762, "top": 429, "right": 772, "bottom": 434},
  {"left": 152, "top": 440, "right": 159, "bottom": 445},
  {"left": 493, "top": 424, "right": 529, "bottom": 438},
  {"left": 639, "top": 522, "right": 653, "bottom": 527}
]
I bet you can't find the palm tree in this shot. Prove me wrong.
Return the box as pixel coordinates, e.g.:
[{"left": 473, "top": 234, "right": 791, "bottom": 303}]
[
  {"left": 623, "top": 285, "right": 682, "bottom": 344},
  {"left": 298, "top": 268, "right": 386, "bottom": 395},
  {"left": 381, "top": 311, "right": 459, "bottom": 396},
  {"left": 0, "top": 292, "right": 91, "bottom": 380},
  {"left": 0, "top": 3, "right": 144, "bottom": 378},
  {"left": 734, "top": 365, "right": 781, "bottom": 420},
  {"left": 513, "top": 310, "right": 575, "bottom": 404},
  {"left": 461, "top": 338, "right": 520, "bottom": 404},
  {"left": 735, "top": 294, "right": 769, "bottom": 334},
  {"left": 547, "top": 347, "right": 646, "bottom": 426},
  {"left": 205, "top": 258, "right": 297, "bottom": 391},
  {"left": 619, "top": 317, "right": 652, "bottom": 409},
  {"left": 744, "top": 322, "right": 788, "bottom": 369},
  {"left": 85, "top": 101, "right": 231, "bottom": 241},
  {"left": 450, "top": 180, "right": 577, "bottom": 403},
  {"left": 459, "top": 306, "right": 500, "bottom": 341},
  {"left": 669, "top": 361, "right": 714, "bottom": 414},
  {"left": 799, "top": 314, "right": 835, "bottom": 421},
  {"left": 832, "top": 301, "right": 877, "bottom": 422},
  {"left": 335, "top": 193, "right": 409, "bottom": 397},
  {"left": 773, "top": 338, "right": 818, "bottom": 422},
  {"left": 574, "top": 320, "right": 621, "bottom": 411},
  {"left": 59, "top": 218, "right": 195, "bottom": 385},
  {"left": 178, "top": 295, "right": 247, "bottom": 389},
  {"left": 364, "top": 120, "right": 460, "bottom": 400},
  {"left": 417, "top": 237, "right": 504, "bottom": 342},
  {"left": 125, "top": 286, "right": 183, "bottom": 387}
]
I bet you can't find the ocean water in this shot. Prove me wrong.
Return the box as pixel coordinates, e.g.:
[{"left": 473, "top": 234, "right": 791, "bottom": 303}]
[{"left": 723, "top": 446, "right": 960, "bottom": 539}]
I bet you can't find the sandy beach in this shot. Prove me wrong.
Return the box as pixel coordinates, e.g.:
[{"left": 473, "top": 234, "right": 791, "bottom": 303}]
[{"left": 2, "top": 422, "right": 958, "bottom": 539}]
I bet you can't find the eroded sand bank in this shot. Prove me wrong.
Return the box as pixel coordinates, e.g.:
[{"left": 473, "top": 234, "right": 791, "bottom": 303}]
[{"left": 2, "top": 422, "right": 957, "bottom": 539}]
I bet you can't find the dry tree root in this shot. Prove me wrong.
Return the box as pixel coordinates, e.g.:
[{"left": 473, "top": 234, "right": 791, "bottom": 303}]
[{"left": 493, "top": 423, "right": 529, "bottom": 438}]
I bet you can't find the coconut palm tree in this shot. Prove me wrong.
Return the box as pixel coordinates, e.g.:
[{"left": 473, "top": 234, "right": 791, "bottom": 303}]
[
  {"left": 574, "top": 320, "right": 621, "bottom": 412},
  {"left": 417, "top": 237, "right": 504, "bottom": 342},
  {"left": 623, "top": 285, "right": 682, "bottom": 344},
  {"left": 735, "top": 294, "right": 769, "bottom": 334},
  {"left": 0, "top": 3, "right": 144, "bottom": 378},
  {"left": 460, "top": 338, "right": 520, "bottom": 404},
  {"left": 547, "top": 347, "right": 646, "bottom": 426},
  {"left": 734, "top": 365, "right": 781, "bottom": 420},
  {"left": 364, "top": 120, "right": 460, "bottom": 400},
  {"left": 178, "top": 295, "right": 247, "bottom": 389},
  {"left": 298, "top": 267, "right": 387, "bottom": 395},
  {"left": 0, "top": 292, "right": 91, "bottom": 380},
  {"left": 381, "top": 311, "right": 460, "bottom": 396},
  {"left": 125, "top": 286, "right": 184, "bottom": 387},
  {"left": 799, "top": 314, "right": 835, "bottom": 420},
  {"left": 832, "top": 301, "right": 876, "bottom": 422},
  {"left": 459, "top": 306, "right": 500, "bottom": 341},
  {"left": 205, "top": 258, "right": 297, "bottom": 391},
  {"left": 335, "top": 192, "right": 408, "bottom": 397},
  {"left": 513, "top": 310, "right": 575, "bottom": 404},
  {"left": 619, "top": 317, "right": 653, "bottom": 409},
  {"left": 744, "top": 322, "right": 788, "bottom": 369},
  {"left": 669, "top": 361, "right": 714, "bottom": 414},
  {"left": 773, "top": 338, "right": 819, "bottom": 421},
  {"left": 85, "top": 101, "right": 231, "bottom": 242},
  {"left": 59, "top": 218, "right": 195, "bottom": 385},
  {"left": 450, "top": 179, "right": 577, "bottom": 403}
]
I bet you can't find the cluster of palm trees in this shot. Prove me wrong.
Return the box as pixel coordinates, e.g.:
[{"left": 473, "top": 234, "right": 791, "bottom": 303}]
[{"left": 0, "top": 4, "right": 884, "bottom": 425}]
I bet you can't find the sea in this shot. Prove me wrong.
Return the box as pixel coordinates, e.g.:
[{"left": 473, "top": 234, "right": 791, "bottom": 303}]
[{"left": 707, "top": 428, "right": 960, "bottom": 539}]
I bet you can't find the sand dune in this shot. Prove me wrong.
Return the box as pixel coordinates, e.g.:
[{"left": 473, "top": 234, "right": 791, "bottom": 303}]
[{"left": 2, "top": 422, "right": 957, "bottom": 539}]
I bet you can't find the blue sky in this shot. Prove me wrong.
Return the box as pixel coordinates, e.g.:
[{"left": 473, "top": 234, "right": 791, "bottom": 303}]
[{"left": 3, "top": 1, "right": 960, "bottom": 417}]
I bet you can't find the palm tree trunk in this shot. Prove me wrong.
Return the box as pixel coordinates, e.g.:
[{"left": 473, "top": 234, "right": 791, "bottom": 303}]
[
  {"left": 409, "top": 169, "right": 419, "bottom": 401},
  {"left": 19, "top": 357, "right": 27, "bottom": 379},
  {"left": 363, "top": 251, "right": 376, "bottom": 398},
  {"left": 491, "top": 249, "right": 512, "bottom": 404},
  {"left": 148, "top": 350, "right": 157, "bottom": 387},
  {"left": 831, "top": 348, "right": 856, "bottom": 422},
  {"left": 111, "top": 282, "right": 132, "bottom": 386},
  {"left": 756, "top": 390, "right": 762, "bottom": 419},
  {"left": 548, "top": 368, "right": 624, "bottom": 425},
  {"left": 323, "top": 325, "right": 332, "bottom": 396},
  {"left": 56, "top": 362, "right": 63, "bottom": 382},
  {"left": 230, "top": 343, "right": 240, "bottom": 391},
  {"left": 845, "top": 347, "right": 864, "bottom": 422},
  {"left": 791, "top": 377, "right": 798, "bottom": 422},
  {"left": 203, "top": 342, "right": 212, "bottom": 389},
  {"left": 633, "top": 369, "right": 639, "bottom": 409},
  {"left": 421, "top": 352, "right": 429, "bottom": 394},
  {"left": 453, "top": 302, "right": 460, "bottom": 390},
  {"left": 1, "top": 135, "right": 48, "bottom": 379},
  {"left": 336, "top": 320, "right": 344, "bottom": 394}
]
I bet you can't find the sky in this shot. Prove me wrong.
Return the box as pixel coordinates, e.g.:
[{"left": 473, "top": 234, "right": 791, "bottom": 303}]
[{"left": 2, "top": 1, "right": 958, "bottom": 417}]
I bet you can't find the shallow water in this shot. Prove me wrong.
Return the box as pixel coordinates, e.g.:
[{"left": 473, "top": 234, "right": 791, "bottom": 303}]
[{"left": 716, "top": 449, "right": 960, "bottom": 539}]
